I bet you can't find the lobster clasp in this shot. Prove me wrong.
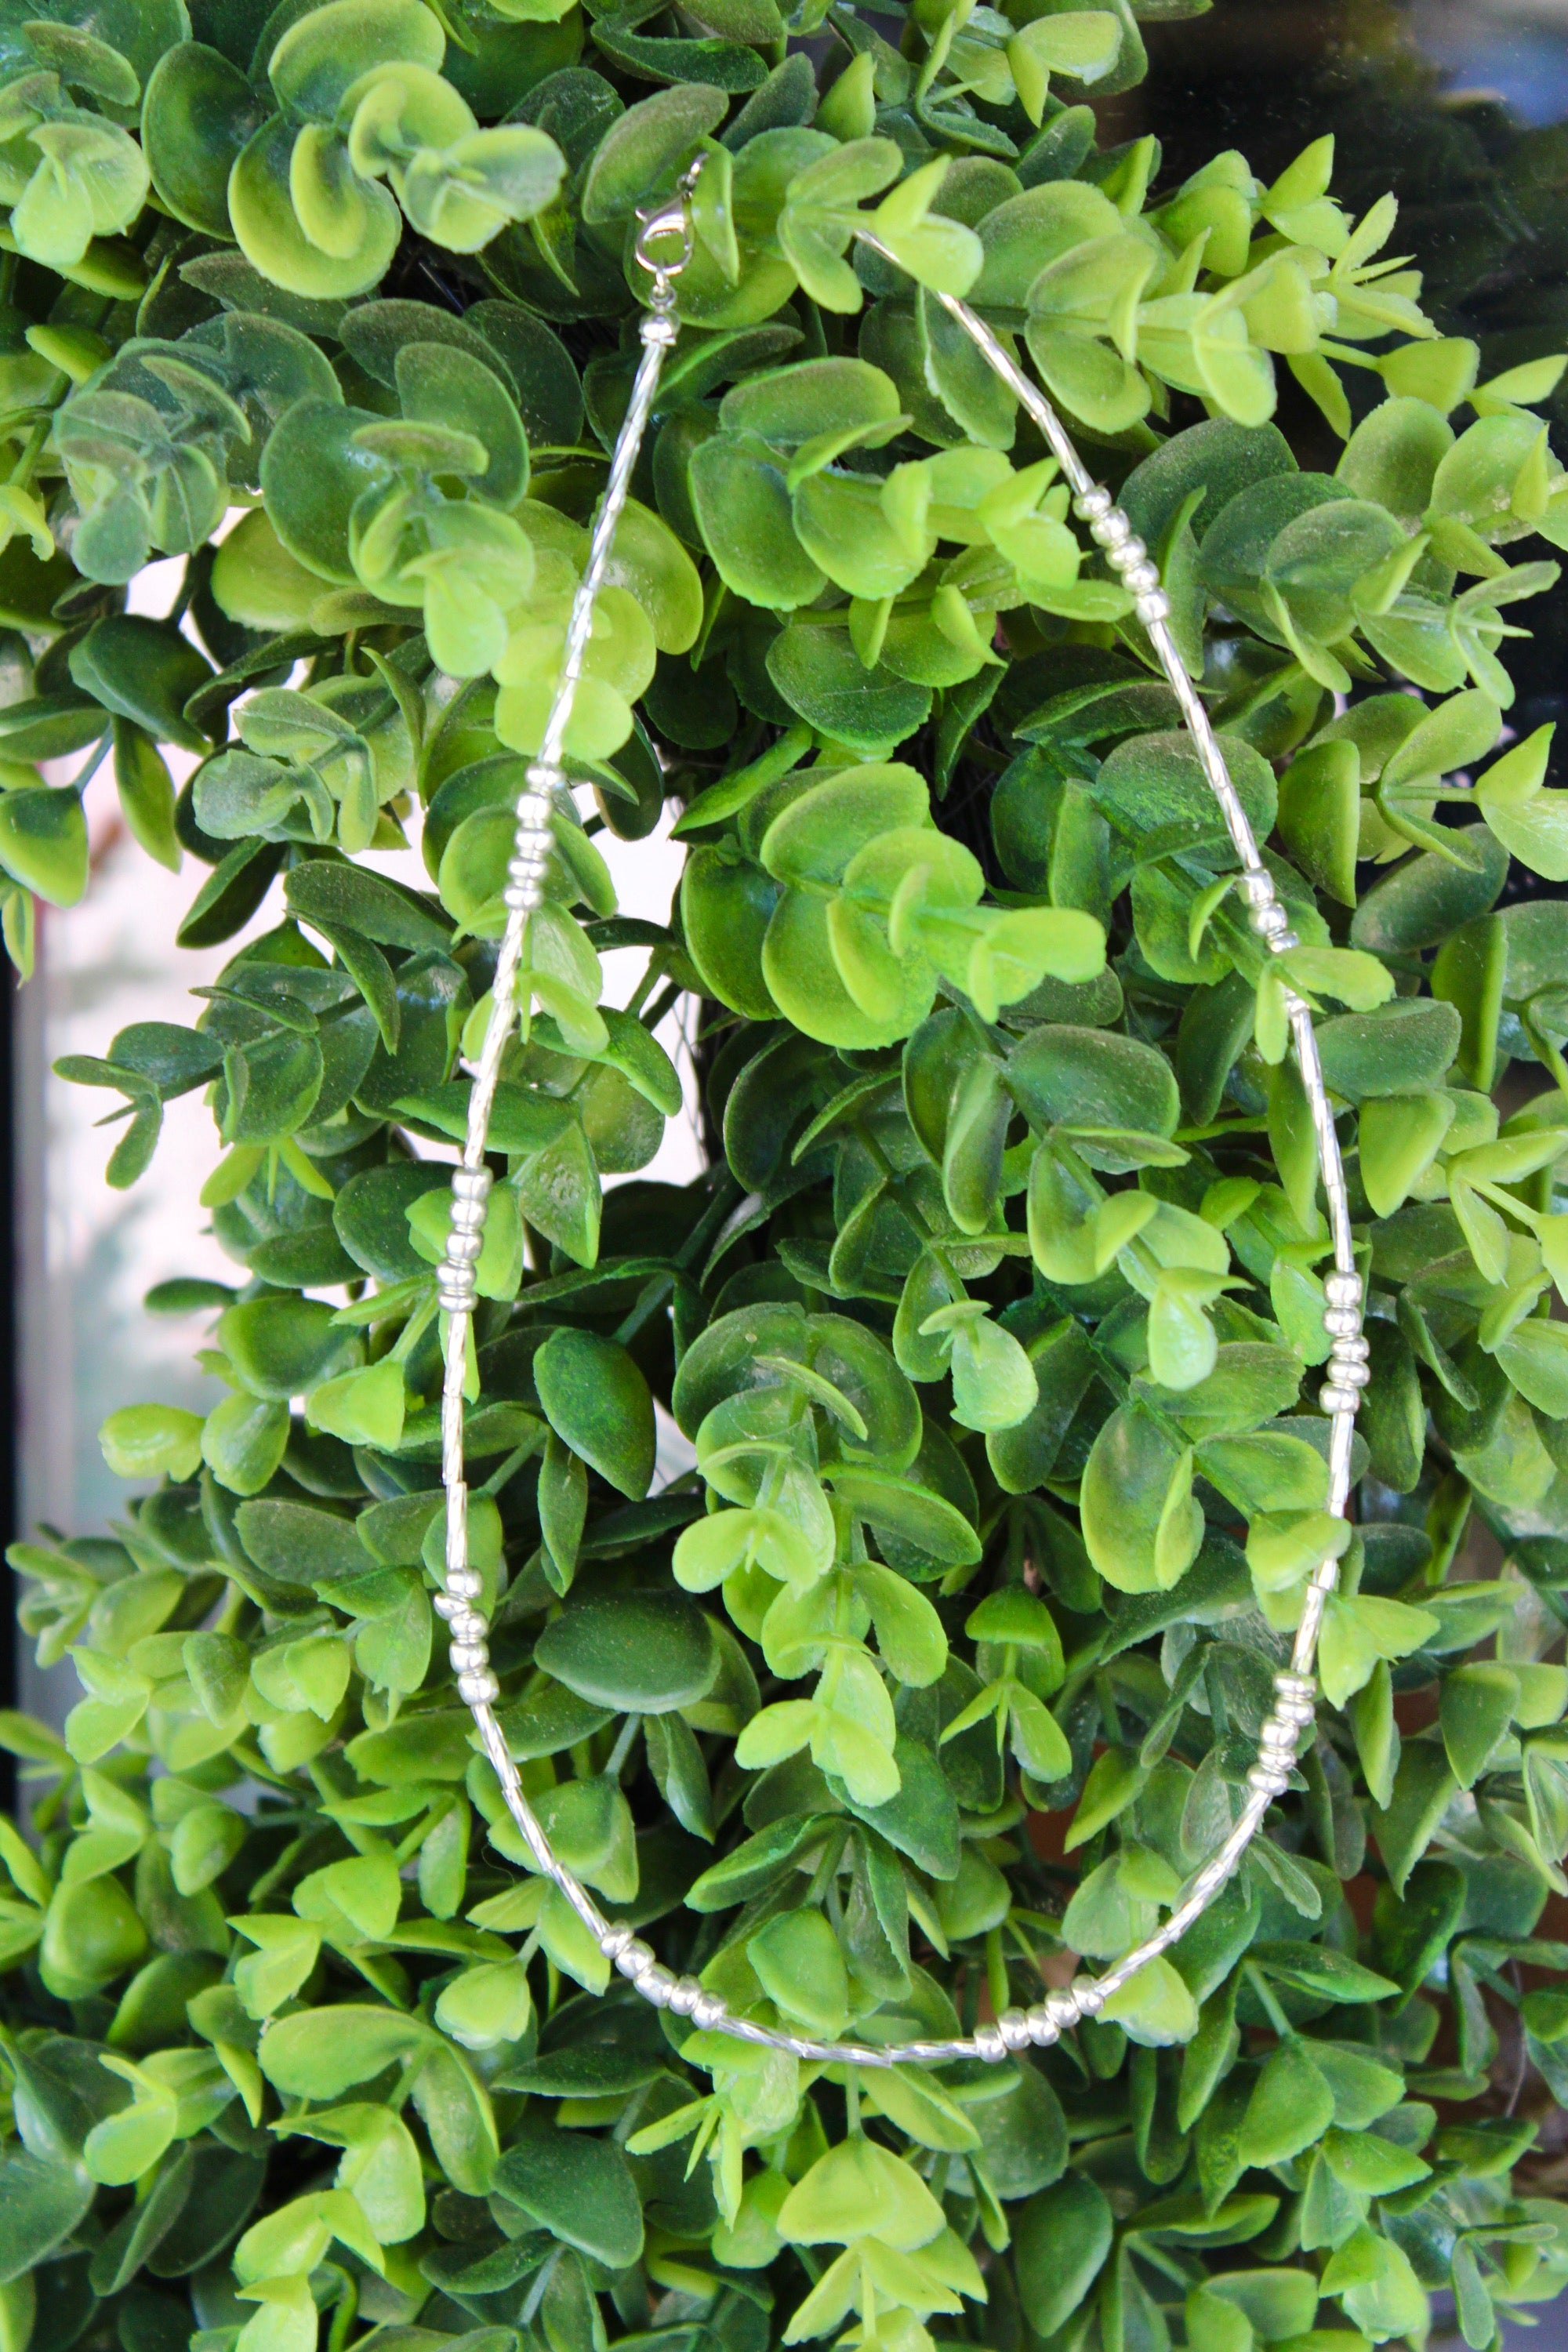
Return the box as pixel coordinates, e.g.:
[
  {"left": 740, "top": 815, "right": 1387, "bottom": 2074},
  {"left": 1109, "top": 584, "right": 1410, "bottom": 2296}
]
[{"left": 633, "top": 156, "right": 703, "bottom": 307}]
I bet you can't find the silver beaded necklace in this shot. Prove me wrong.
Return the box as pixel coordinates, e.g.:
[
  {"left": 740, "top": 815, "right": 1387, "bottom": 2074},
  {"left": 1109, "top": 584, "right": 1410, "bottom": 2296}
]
[{"left": 430, "top": 169, "right": 1370, "bottom": 2070}]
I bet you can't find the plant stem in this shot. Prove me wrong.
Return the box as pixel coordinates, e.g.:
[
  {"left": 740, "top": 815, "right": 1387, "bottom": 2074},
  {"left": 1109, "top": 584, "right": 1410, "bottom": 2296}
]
[
  {"left": 1243, "top": 1961, "right": 1294, "bottom": 2042},
  {"left": 605, "top": 1713, "right": 641, "bottom": 1778},
  {"left": 326, "top": 2272, "right": 358, "bottom": 2352}
]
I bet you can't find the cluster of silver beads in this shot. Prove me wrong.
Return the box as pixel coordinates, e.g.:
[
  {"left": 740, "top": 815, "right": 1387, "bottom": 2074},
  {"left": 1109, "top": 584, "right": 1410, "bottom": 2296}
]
[
  {"left": 601, "top": 1925, "right": 726, "bottom": 2027},
  {"left": 1073, "top": 487, "right": 1171, "bottom": 629},
  {"left": 1020, "top": 1978, "right": 1104, "bottom": 2049},
  {"left": 503, "top": 774, "right": 557, "bottom": 914},
  {"left": 435, "top": 1547, "right": 499, "bottom": 1705},
  {"left": 437, "top": 1164, "right": 493, "bottom": 1315},
  {"left": 1320, "top": 1268, "right": 1369, "bottom": 1414},
  {"left": 1236, "top": 866, "right": 1301, "bottom": 954},
  {"left": 1248, "top": 1671, "right": 1316, "bottom": 1798}
]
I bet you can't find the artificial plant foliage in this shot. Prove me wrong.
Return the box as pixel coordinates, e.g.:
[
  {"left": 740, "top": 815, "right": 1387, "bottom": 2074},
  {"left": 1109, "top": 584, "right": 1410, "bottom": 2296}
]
[{"left": 5, "top": 9, "right": 1568, "bottom": 2352}]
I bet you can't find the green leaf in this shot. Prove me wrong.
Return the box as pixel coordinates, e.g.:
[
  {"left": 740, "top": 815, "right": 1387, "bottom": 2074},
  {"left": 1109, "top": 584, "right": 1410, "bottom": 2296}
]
[
  {"left": 113, "top": 722, "right": 180, "bottom": 873},
  {"left": 1315, "top": 999, "right": 1461, "bottom": 1101},
  {"left": 69, "top": 617, "right": 213, "bottom": 754},
  {"left": 1066, "top": 1745, "right": 1146, "bottom": 1849},
  {"left": 692, "top": 433, "right": 827, "bottom": 610},
  {"left": 1238, "top": 2038, "right": 1334, "bottom": 2166},
  {"left": 1013, "top": 2172, "right": 1113, "bottom": 2336},
  {"left": 1251, "top": 1941, "right": 1399, "bottom": 2003},
  {"left": 768, "top": 617, "right": 932, "bottom": 757},
  {"left": 0, "top": 785, "right": 88, "bottom": 907},
  {"left": 494, "top": 2121, "right": 644, "bottom": 2266},
  {"left": 201, "top": 1393, "right": 289, "bottom": 1497},
  {"left": 0, "top": 2151, "right": 95, "bottom": 2286},
  {"left": 1081, "top": 1403, "right": 1203, "bottom": 1595},
  {"left": 1101, "top": 1955, "right": 1200, "bottom": 2046},
  {"left": 1319, "top": 1592, "right": 1439, "bottom": 1709},
  {"left": 533, "top": 1591, "right": 718, "bottom": 1715},
  {"left": 1439, "top": 1661, "right": 1519, "bottom": 1789},
  {"left": 749, "top": 1905, "right": 850, "bottom": 2035},
  {"left": 143, "top": 40, "right": 263, "bottom": 236},
  {"left": 100, "top": 1403, "right": 203, "bottom": 1483},
  {"left": 580, "top": 82, "right": 728, "bottom": 224},
  {"left": 778, "top": 2135, "right": 944, "bottom": 2250},
  {"left": 257, "top": 2005, "right": 431, "bottom": 2099},
  {"left": 1007, "top": 1021, "right": 1179, "bottom": 1145},
  {"left": 533, "top": 1328, "right": 655, "bottom": 1500},
  {"left": 1368, "top": 1737, "right": 1461, "bottom": 1900}
]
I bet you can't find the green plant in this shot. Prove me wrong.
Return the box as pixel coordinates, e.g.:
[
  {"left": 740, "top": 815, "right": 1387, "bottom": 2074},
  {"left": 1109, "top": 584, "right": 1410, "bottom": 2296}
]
[{"left": 5, "top": 11, "right": 1568, "bottom": 2352}]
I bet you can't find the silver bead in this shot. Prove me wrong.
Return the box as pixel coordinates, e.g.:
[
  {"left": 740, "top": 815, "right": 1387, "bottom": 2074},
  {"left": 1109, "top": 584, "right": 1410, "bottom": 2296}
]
[
  {"left": 1247, "top": 1761, "right": 1290, "bottom": 1797},
  {"left": 1025, "top": 2004, "right": 1061, "bottom": 2047},
  {"left": 600, "top": 1924, "right": 634, "bottom": 1962},
  {"left": 1240, "top": 869, "right": 1276, "bottom": 906},
  {"left": 449, "top": 1638, "right": 488, "bottom": 1674},
  {"left": 1323, "top": 1305, "right": 1361, "bottom": 1338},
  {"left": 972, "top": 2022, "right": 1007, "bottom": 2063},
  {"left": 1136, "top": 589, "right": 1171, "bottom": 625},
  {"left": 1047, "top": 1984, "right": 1083, "bottom": 2029},
  {"left": 1331, "top": 1334, "right": 1370, "bottom": 1364},
  {"left": 1276, "top": 1671, "right": 1315, "bottom": 1707},
  {"left": 1323, "top": 1269, "right": 1363, "bottom": 1308},
  {"left": 445, "top": 1228, "right": 483, "bottom": 1265},
  {"left": 1321, "top": 1380, "right": 1363, "bottom": 1415},
  {"left": 445, "top": 1566, "right": 482, "bottom": 1600},
  {"left": 998, "top": 2008, "right": 1033, "bottom": 2052},
  {"left": 437, "top": 1284, "right": 475, "bottom": 1316},
  {"left": 615, "top": 1936, "right": 655, "bottom": 1982},
  {"left": 1075, "top": 486, "right": 1112, "bottom": 521},
  {"left": 667, "top": 1976, "right": 702, "bottom": 2016},
  {"left": 643, "top": 313, "right": 680, "bottom": 349},
  {"left": 1123, "top": 559, "right": 1160, "bottom": 594},
  {"left": 691, "top": 1989, "right": 728, "bottom": 2030},
  {"left": 1253, "top": 902, "right": 1291, "bottom": 940},
  {"left": 1071, "top": 1977, "right": 1104, "bottom": 2018},
  {"left": 457, "top": 1668, "right": 499, "bottom": 1705},
  {"left": 638, "top": 1963, "right": 677, "bottom": 2008},
  {"left": 1328, "top": 1355, "right": 1372, "bottom": 1388},
  {"left": 452, "top": 1167, "right": 492, "bottom": 1203}
]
